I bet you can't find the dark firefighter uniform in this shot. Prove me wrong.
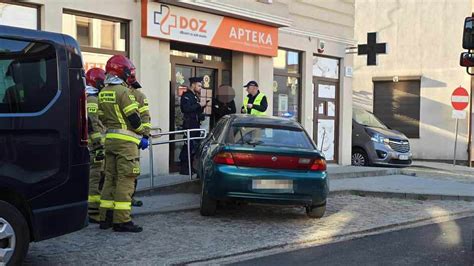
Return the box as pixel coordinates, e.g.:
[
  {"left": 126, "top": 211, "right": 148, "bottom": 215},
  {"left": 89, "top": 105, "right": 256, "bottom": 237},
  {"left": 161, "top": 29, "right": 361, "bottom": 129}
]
[
  {"left": 98, "top": 80, "right": 145, "bottom": 231},
  {"left": 86, "top": 90, "right": 106, "bottom": 222},
  {"left": 179, "top": 81, "right": 204, "bottom": 175}
]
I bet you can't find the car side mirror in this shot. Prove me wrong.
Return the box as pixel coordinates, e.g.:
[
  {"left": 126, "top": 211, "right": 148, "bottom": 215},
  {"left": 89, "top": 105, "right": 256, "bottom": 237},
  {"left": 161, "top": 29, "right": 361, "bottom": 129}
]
[{"left": 463, "top": 17, "right": 474, "bottom": 49}]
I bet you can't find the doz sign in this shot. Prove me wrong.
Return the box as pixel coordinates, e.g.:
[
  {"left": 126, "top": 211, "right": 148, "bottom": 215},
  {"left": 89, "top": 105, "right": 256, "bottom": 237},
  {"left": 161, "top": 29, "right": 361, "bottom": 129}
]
[{"left": 142, "top": 2, "right": 278, "bottom": 57}]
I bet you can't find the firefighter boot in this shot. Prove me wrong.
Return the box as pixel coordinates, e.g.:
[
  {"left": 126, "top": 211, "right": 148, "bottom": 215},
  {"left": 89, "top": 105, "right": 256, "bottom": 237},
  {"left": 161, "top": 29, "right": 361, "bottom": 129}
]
[
  {"left": 100, "top": 210, "right": 113, "bottom": 230},
  {"left": 113, "top": 221, "right": 143, "bottom": 233}
]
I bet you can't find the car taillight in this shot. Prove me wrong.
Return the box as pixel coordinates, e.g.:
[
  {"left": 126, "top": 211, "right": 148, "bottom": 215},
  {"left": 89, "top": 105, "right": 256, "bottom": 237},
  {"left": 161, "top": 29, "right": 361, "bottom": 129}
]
[
  {"left": 213, "top": 152, "right": 235, "bottom": 165},
  {"left": 310, "top": 158, "right": 327, "bottom": 171},
  {"left": 79, "top": 88, "right": 88, "bottom": 147}
]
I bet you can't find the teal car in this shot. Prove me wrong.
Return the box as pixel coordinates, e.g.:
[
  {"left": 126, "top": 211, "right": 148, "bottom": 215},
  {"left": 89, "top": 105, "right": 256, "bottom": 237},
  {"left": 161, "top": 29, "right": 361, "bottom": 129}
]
[{"left": 194, "top": 115, "right": 328, "bottom": 218}]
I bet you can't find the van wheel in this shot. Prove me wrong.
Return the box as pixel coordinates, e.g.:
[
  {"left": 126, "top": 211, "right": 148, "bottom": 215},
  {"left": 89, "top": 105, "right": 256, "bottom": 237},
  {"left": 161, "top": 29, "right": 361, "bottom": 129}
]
[
  {"left": 0, "top": 200, "right": 30, "bottom": 266},
  {"left": 306, "top": 203, "right": 326, "bottom": 218},
  {"left": 352, "top": 148, "right": 369, "bottom": 166},
  {"left": 200, "top": 182, "right": 217, "bottom": 216}
]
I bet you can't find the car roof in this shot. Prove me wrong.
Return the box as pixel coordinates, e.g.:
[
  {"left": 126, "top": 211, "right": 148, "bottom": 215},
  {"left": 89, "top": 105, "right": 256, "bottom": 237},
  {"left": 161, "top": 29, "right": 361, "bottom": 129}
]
[
  {"left": 228, "top": 114, "right": 304, "bottom": 130},
  {"left": 0, "top": 25, "right": 68, "bottom": 46}
]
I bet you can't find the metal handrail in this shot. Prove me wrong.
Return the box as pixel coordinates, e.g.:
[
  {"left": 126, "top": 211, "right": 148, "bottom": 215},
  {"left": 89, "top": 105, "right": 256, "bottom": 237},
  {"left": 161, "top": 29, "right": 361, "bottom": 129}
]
[{"left": 147, "top": 128, "right": 207, "bottom": 187}]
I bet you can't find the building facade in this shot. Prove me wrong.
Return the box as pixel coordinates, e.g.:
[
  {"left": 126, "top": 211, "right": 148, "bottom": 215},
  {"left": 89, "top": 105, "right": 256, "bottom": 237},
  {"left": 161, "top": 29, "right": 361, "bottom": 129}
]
[
  {"left": 2, "top": 0, "right": 355, "bottom": 175},
  {"left": 353, "top": 0, "right": 473, "bottom": 163}
]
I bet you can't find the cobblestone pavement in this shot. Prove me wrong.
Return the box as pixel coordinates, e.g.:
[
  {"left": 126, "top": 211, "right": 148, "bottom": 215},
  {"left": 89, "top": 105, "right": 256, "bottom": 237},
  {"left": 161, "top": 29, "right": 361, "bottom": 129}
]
[{"left": 25, "top": 195, "right": 474, "bottom": 265}]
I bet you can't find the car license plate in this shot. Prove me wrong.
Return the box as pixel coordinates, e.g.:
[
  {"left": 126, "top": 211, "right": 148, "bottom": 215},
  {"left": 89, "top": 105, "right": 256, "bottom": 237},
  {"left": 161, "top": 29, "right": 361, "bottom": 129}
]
[
  {"left": 252, "top": 180, "right": 293, "bottom": 190},
  {"left": 399, "top": 155, "right": 409, "bottom": 160}
]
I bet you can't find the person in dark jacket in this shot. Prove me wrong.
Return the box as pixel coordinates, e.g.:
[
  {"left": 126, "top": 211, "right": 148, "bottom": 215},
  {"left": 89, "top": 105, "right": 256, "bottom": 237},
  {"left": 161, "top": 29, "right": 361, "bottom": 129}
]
[
  {"left": 213, "top": 85, "right": 236, "bottom": 122},
  {"left": 179, "top": 77, "right": 206, "bottom": 175}
]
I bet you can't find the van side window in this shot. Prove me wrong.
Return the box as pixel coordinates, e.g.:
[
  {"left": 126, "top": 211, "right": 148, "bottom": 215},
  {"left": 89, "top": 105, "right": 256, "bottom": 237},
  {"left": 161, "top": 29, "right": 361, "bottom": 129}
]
[{"left": 0, "top": 38, "right": 58, "bottom": 113}]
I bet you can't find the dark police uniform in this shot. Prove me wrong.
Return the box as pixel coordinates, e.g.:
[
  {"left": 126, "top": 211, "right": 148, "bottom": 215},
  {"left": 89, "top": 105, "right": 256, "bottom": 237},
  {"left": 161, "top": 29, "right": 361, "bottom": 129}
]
[{"left": 179, "top": 77, "right": 204, "bottom": 175}]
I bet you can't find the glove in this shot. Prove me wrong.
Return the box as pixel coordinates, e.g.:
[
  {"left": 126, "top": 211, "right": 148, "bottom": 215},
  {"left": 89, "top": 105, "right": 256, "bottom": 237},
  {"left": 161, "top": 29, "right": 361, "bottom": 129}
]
[
  {"left": 138, "top": 137, "right": 149, "bottom": 150},
  {"left": 94, "top": 149, "right": 105, "bottom": 162}
]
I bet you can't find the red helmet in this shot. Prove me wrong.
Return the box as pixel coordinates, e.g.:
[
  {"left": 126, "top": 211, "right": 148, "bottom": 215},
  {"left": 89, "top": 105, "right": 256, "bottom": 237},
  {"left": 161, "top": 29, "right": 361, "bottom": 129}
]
[
  {"left": 85, "top": 67, "right": 106, "bottom": 89},
  {"left": 106, "top": 55, "right": 136, "bottom": 85}
]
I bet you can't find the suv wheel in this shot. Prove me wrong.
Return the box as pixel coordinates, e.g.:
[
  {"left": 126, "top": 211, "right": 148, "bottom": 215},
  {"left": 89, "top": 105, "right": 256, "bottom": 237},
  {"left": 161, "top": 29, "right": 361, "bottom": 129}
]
[
  {"left": 200, "top": 182, "right": 217, "bottom": 216},
  {"left": 352, "top": 148, "right": 369, "bottom": 166},
  {"left": 0, "top": 200, "right": 30, "bottom": 266}
]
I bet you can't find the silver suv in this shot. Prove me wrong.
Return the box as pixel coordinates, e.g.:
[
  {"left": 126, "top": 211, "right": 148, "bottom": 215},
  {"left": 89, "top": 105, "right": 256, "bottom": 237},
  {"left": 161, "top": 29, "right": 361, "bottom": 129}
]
[{"left": 352, "top": 108, "right": 412, "bottom": 167}]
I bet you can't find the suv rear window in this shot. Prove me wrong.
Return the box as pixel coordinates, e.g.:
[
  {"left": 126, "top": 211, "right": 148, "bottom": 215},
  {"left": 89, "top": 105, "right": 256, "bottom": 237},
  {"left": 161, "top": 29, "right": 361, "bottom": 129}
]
[
  {"left": 228, "top": 125, "right": 314, "bottom": 149},
  {"left": 0, "top": 38, "right": 58, "bottom": 113}
]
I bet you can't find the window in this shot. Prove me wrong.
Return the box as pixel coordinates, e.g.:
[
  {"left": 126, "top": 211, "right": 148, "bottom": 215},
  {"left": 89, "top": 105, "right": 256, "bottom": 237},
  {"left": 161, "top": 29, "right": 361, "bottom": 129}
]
[
  {"left": 0, "top": 3, "right": 38, "bottom": 30},
  {"left": 313, "top": 56, "right": 339, "bottom": 79},
  {"left": 0, "top": 38, "right": 58, "bottom": 113},
  {"left": 228, "top": 126, "right": 313, "bottom": 149},
  {"left": 273, "top": 49, "right": 302, "bottom": 121},
  {"left": 373, "top": 80, "right": 421, "bottom": 138},
  {"left": 62, "top": 12, "right": 129, "bottom": 71}
]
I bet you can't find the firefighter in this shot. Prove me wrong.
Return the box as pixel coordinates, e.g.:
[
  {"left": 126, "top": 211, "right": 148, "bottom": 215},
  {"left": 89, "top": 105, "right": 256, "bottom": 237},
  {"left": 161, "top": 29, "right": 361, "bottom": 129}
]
[
  {"left": 241, "top": 81, "right": 268, "bottom": 116},
  {"left": 128, "top": 80, "right": 151, "bottom": 207},
  {"left": 98, "top": 55, "right": 148, "bottom": 233},
  {"left": 85, "top": 67, "right": 106, "bottom": 224},
  {"left": 179, "top": 77, "right": 206, "bottom": 175}
]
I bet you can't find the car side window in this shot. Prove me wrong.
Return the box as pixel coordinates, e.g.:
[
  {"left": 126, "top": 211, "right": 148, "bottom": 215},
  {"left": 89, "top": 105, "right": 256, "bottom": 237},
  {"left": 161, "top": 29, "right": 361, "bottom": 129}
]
[
  {"left": 0, "top": 38, "right": 58, "bottom": 114},
  {"left": 210, "top": 118, "right": 228, "bottom": 142}
]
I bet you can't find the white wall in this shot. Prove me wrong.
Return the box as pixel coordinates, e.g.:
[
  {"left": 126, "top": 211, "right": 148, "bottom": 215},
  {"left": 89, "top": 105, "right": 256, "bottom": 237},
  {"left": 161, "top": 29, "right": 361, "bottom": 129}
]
[{"left": 354, "top": 0, "right": 472, "bottom": 160}]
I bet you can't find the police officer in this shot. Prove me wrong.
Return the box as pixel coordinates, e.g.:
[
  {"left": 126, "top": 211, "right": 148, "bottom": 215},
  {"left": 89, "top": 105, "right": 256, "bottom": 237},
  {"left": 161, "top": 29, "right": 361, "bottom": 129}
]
[
  {"left": 241, "top": 81, "right": 268, "bottom": 116},
  {"left": 179, "top": 77, "right": 206, "bottom": 175},
  {"left": 98, "top": 55, "right": 148, "bottom": 233},
  {"left": 128, "top": 80, "right": 151, "bottom": 207},
  {"left": 85, "top": 67, "right": 106, "bottom": 224}
]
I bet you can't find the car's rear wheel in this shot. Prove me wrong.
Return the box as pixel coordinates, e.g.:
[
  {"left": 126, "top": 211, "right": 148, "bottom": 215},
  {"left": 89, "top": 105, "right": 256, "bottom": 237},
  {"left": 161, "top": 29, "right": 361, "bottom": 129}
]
[
  {"left": 352, "top": 148, "right": 369, "bottom": 166},
  {"left": 200, "top": 182, "right": 217, "bottom": 216},
  {"left": 0, "top": 200, "right": 30, "bottom": 266},
  {"left": 306, "top": 203, "right": 326, "bottom": 218}
]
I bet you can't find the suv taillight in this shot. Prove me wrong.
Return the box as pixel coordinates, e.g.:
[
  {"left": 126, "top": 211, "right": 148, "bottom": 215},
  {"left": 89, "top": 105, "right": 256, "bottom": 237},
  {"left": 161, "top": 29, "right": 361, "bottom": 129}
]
[
  {"left": 310, "top": 158, "right": 327, "bottom": 171},
  {"left": 79, "top": 88, "right": 88, "bottom": 146}
]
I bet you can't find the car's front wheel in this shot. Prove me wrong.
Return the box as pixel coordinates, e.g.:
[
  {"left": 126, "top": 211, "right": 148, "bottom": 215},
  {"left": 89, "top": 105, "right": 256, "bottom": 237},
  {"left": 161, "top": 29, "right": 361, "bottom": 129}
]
[
  {"left": 306, "top": 203, "right": 326, "bottom": 218},
  {"left": 0, "top": 200, "right": 30, "bottom": 266},
  {"left": 352, "top": 148, "right": 369, "bottom": 166},
  {"left": 200, "top": 182, "right": 217, "bottom": 216}
]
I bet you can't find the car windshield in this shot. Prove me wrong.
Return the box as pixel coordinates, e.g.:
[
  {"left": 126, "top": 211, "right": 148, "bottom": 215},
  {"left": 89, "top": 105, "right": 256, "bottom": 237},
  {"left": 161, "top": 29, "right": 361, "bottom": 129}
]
[
  {"left": 227, "top": 125, "right": 314, "bottom": 149},
  {"left": 353, "top": 108, "right": 388, "bottom": 129}
]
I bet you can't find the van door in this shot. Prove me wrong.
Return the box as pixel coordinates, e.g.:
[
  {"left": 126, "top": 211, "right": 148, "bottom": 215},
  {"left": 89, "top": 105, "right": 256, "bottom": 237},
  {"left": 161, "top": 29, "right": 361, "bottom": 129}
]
[{"left": 0, "top": 37, "right": 69, "bottom": 199}]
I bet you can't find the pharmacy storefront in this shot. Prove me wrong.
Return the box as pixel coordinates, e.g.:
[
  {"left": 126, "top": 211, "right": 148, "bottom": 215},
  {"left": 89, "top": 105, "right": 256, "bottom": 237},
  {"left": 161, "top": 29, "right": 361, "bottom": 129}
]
[{"left": 1, "top": 0, "right": 354, "bottom": 174}]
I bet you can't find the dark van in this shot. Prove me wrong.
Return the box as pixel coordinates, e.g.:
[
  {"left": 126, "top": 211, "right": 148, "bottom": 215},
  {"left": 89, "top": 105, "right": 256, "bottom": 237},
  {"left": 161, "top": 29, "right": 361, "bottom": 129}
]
[{"left": 0, "top": 25, "right": 89, "bottom": 265}]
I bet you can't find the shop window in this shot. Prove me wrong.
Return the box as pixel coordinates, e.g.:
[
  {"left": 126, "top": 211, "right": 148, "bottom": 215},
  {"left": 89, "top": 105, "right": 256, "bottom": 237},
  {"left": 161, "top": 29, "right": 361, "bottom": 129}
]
[
  {"left": 0, "top": 38, "right": 58, "bottom": 113},
  {"left": 0, "top": 3, "right": 38, "bottom": 30},
  {"left": 62, "top": 12, "right": 129, "bottom": 71},
  {"left": 273, "top": 48, "right": 302, "bottom": 121},
  {"left": 373, "top": 80, "right": 421, "bottom": 138}
]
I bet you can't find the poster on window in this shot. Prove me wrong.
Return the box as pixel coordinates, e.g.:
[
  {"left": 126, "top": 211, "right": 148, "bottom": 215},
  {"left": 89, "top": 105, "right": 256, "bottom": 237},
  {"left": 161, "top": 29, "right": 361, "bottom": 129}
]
[
  {"left": 278, "top": 94, "right": 288, "bottom": 112},
  {"left": 318, "top": 84, "right": 336, "bottom": 99},
  {"left": 317, "top": 119, "right": 335, "bottom": 161}
]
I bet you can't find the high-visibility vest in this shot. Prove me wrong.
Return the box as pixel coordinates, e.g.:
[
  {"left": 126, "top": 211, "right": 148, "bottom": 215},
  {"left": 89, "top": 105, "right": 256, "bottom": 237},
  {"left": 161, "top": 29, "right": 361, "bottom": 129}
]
[{"left": 243, "top": 92, "right": 266, "bottom": 116}]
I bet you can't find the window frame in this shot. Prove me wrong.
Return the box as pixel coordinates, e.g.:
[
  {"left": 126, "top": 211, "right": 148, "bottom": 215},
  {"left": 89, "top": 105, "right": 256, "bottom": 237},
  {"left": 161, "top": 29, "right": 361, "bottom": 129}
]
[
  {"left": 273, "top": 47, "right": 303, "bottom": 122},
  {"left": 62, "top": 9, "right": 130, "bottom": 57},
  {"left": 0, "top": 1, "right": 41, "bottom": 30},
  {"left": 0, "top": 36, "right": 61, "bottom": 117}
]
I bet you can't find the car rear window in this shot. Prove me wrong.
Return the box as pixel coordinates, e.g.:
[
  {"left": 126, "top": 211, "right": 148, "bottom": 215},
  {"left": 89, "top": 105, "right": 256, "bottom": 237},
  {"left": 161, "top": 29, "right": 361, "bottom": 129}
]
[
  {"left": 0, "top": 38, "right": 58, "bottom": 113},
  {"left": 227, "top": 125, "right": 314, "bottom": 149}
]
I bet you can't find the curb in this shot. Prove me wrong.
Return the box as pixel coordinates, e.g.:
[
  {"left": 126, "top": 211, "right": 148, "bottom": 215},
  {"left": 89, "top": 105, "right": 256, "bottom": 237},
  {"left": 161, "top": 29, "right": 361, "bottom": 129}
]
[
  {"left": 328, "top": 168, "right": 402, "bottom": 179},
  {"left": 135, "top": 179, "right": 201, "bottom": 196},
  {"left": 330, "top": 190, "right": 474, "bottom": 201},
  {"left": 179, "top": 210, "right": 474, "bottom": 265}
]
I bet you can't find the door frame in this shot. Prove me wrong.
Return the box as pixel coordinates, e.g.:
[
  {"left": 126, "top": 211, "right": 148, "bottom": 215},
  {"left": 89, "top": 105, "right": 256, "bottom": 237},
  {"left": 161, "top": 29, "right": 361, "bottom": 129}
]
[
  {"left": 313, "top": 76, "right": 340, "bottom": 163},
  {"left": 169, "top": 55, "right": 231, "bottom": 172}
]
